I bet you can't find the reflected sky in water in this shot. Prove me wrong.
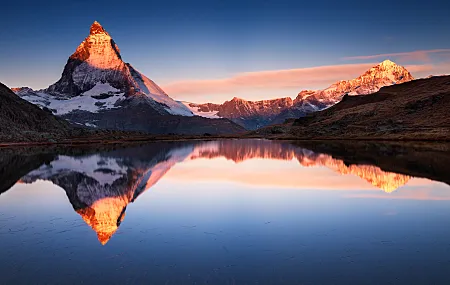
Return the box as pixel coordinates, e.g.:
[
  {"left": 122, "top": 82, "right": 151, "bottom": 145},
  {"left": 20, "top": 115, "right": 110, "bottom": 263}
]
[{"left": 1, "top": 139, "right": 450, "bottom": 284}]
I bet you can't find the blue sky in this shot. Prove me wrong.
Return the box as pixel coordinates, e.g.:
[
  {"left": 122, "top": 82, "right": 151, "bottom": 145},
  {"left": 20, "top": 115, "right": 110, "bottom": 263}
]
[{"left": 1, "top": 0, "right": 450, "bottom": 102}]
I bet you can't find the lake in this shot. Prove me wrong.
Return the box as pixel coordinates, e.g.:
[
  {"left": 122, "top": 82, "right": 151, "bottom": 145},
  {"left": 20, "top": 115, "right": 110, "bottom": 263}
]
[{"left": 1, "top": 139, "right": 450, "bottom": 285}]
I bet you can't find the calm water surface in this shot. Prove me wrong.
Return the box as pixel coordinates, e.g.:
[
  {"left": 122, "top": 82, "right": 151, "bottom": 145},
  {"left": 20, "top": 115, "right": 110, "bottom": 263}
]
[{"left": 1, "top": 139, "right": 450, "bottom": 284}]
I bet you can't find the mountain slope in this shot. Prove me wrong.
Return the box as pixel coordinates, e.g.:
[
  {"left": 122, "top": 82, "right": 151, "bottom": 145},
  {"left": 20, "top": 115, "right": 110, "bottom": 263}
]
[
  {"left": 14, "top": 21, "right": 244, "bottom": 135},
  {"left": 0, "top": 83, "right": 71, "bottom": 142},
  {"left": 187, "top": 60, "right": 414, "bottom": 129},
  {"left": 255, "top": 75, "right": 450, "bottom": 140}
]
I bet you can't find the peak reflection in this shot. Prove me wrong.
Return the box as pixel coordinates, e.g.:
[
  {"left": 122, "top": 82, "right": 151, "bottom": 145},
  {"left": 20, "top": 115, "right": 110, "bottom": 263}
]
[
  {"left": 11, "top": 140, "right": 441, "bottom": 244},
  {"left": 190, "top": 140, "right": 411, "bottom": 192}
]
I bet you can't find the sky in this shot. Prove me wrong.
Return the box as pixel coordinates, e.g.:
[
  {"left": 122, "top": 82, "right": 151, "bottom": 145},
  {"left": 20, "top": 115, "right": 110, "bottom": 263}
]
[{"left": 1, "top": 0, "right": 450, "bottom": 103}]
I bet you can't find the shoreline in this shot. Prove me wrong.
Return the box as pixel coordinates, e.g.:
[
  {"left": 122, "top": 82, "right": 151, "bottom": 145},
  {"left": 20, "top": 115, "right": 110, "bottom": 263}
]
[{"left": 1, "top": 135, "right": 450, "bottom": 148}]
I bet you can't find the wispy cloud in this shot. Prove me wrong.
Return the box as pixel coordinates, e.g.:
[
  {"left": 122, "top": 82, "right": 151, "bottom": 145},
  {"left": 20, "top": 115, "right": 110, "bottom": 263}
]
[
  {"left": 164, "top": 63, "right": 377, "bottom": 97},
  {"left": 164, "top": 62, "right": 434, "bottom": 101},
  {"left": 343, "top": 49, "right": 450, "bottom": 62}
]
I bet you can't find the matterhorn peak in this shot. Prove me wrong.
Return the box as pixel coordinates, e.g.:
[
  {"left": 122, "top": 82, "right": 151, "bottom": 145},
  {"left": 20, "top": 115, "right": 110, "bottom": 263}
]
[
  {"left": 43, "top": 21, "right": 194, "bottom": 116},
  {"left": 89, "top": 21, "right": 108, "bottom": 35}
]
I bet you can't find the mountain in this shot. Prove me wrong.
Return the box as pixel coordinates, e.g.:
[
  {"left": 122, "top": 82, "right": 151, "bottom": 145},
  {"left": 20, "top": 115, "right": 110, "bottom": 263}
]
[
  {"left": 255, "top": 75, "right": 450, "bottom": 140},
  {"left": 273, "top": 59, "right": 414, "bottom": 123},
  {"left": 186, "top": 60, "right": 414, "bottom": 130},
  {"left": 183, "top": 97, "right": 293, "bottom": 130},
  {"left": 14, "top": 21, "right": 245, "bottom": 135},
  {"left": 0, "top": 82, "right": 71, "bottom": 142}
]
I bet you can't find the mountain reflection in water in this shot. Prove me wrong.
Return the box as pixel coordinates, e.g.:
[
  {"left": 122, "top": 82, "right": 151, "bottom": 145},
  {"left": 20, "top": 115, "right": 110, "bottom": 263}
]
[{"left": 3, "top": 139, "right": 449, "bottom": 245}]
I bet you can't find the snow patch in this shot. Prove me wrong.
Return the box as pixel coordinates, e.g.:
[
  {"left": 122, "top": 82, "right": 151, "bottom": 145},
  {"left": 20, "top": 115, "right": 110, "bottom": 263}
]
[
  {"left": 129, "top": 67, "right": 194, "bottom": 116},
  {"left": 26, "top": 155, "right": 128, "bottom": 187},
  {"left": 82, "top": 82, "right": 121, "bottom": 96},
  {"left": 181, "top": 102, "right": 221, "bottom": 119},
  {"left": 17, "top": 83, "right": 125, "bottom": 115}
]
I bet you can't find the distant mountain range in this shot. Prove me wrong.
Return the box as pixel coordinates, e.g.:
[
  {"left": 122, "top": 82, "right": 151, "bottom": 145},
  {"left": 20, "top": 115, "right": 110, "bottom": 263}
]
[
  {"left": 184, "top": 60, "right": 414, "bottom": 129},
  {"left": 12, "top": 22, "right": 244, "bottom": 135}
]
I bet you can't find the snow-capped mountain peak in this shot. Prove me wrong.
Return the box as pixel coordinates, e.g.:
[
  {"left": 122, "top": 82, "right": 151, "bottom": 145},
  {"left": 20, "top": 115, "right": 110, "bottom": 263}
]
[
  {"left": 294, "top": 59, "right": 414, "bottom": 104},
  {"left": 17, "top": 21, "right": 193, "bottom": 119}
]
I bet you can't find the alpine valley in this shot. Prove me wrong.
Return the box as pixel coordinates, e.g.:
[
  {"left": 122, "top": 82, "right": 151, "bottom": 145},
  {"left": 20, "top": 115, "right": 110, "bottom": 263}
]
[{"left": 12, "top": 22, "right": 245, "bottom": 135}]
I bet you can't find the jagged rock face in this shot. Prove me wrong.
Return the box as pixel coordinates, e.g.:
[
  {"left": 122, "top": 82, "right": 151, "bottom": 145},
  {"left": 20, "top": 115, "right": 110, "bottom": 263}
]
[
  {"left": 188, "top": 60, "right": 414, "bottom": 129},
  {"left": 47, "top": 21, "right": 130, "bottom": 97},
  {"left": 219, "top": 97, "right": 294, "bottom": 118}
]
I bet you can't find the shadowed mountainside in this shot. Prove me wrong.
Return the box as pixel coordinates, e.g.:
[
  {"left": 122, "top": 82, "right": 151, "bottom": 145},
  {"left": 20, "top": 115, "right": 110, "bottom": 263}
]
[{"left": 0, "top": 83, "right": 72, "bottom": 142}]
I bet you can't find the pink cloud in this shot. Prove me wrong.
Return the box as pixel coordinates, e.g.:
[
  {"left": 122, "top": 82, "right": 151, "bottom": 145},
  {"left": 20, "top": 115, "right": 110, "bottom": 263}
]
[
  {"left": 164, "top": 62, "right": 378, "bottom": 97},
  {"left": 342, "top": 49, "right": 450, "bottom": 62},
  {"left": 163, "top": 62, "right": 435, "bottom": 101}
]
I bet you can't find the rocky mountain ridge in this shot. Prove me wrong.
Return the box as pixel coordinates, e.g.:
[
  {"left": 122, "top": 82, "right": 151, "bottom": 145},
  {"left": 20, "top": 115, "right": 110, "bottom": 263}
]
[
  {"left": 185, "top": 97, "right": 294, "bottom": 129},
  {"left": 187, "top": 60, "right": 414, "bottom": 129}
]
